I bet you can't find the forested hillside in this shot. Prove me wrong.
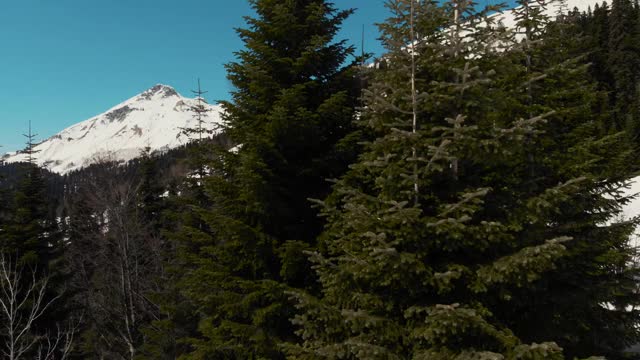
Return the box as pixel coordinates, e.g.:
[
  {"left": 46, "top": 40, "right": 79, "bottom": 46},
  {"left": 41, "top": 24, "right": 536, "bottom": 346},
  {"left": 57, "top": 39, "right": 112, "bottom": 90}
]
[{"left": 1, "top": 0, "right": 640, "bottom": 359}]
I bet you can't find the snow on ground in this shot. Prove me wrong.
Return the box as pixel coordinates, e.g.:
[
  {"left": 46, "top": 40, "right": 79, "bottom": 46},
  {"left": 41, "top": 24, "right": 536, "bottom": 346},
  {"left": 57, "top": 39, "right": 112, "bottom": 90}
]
[
  {"left": 623, "top": 177, "right": 640, "bottom": 220},
  {"left": 494, "top": 0, "right": 604, "bottom": 30},
  {"left": 622, "top": 176, "right": 640, "bottom": 247}
]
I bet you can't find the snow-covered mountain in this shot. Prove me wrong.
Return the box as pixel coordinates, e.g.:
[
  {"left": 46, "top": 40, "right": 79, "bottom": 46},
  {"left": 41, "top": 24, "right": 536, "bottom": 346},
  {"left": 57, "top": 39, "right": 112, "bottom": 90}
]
[
  {"left": 2, "top": 84, "right": 224, "bottom": 174},
  {"left": 493, "top": 0, "right": 603, "bottom": 29}
]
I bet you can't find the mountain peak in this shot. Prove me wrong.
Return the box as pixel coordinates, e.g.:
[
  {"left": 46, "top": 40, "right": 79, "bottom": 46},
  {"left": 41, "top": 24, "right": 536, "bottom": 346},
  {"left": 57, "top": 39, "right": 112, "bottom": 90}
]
[
  {"left": 139, "top": 84, "right": 179, "bottom": 100},
  {"left": 3, "top": 84, "right": 223, "bottom": 174}
]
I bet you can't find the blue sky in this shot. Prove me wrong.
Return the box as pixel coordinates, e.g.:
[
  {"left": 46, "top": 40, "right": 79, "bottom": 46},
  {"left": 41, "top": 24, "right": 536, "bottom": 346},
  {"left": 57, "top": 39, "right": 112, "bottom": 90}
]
[{"left": 0, "top": 0, "right": 512, "bottom": 152}]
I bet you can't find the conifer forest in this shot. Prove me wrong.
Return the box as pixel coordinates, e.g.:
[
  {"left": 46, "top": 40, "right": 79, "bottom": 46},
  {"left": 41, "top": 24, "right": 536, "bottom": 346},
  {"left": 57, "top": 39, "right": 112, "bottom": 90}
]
[{"left": 3, "top": 0, "right": 640, "bottom": 359}]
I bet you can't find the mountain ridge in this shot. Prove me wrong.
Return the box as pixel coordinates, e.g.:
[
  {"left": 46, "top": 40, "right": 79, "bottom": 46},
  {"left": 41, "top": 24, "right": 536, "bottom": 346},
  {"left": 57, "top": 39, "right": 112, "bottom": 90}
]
[{"left": 2, "top": 84, "right": 224, "bottom": 174}]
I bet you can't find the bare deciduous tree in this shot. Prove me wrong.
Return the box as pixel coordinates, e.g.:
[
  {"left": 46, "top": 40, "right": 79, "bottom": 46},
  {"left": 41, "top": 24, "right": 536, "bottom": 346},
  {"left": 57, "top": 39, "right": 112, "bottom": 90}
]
[
  {"left": 35, "top": 321, "right": 81, "bottom": 360},
  {"left": 0, "top": 254, "right": 75, "bottom": 360},
  {"left": 65, "top": 160, "right": 164, "bottom": 359}
]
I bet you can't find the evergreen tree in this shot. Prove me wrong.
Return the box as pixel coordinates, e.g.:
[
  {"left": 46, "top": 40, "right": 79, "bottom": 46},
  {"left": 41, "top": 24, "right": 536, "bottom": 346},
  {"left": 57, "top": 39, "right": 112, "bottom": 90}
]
[
  {"left": 1, "top": 123, "right": 63, "bottom": 279},
  {"left": 136, "top": 81, "right": 223, "bottom": 360},
  {"left": 493, "top": 2, "right": 640, "bottom": 357},
  {"left": 608, "top": 0, "right": 640, "bottom": 135},
  {"left": 0, "top": 123, "right": 68, "bottom": 357},
  {"left": 0, "top": 153, "right": 8, "bottom": 236},
  {"left": 181, "top": 79, "right": 216, "bottom": 179},
  {"left": 137, "top": 146, "right": 165, "bottom": 232},
  {"left": 1, "top": 124, "right": 50, "bottom": 265},
  {"left": 136, "top": 161, "right": 206, "bottom": 359},
  {"left": 220, "top": 0, "right": 361, "bottom": 243},
  {"left": 585, "top": 2, "right": 612, "bottom": 93},
  {"left": 287, "top": 0, "right": 638, "bottom": 358},
  {"left": 156, "top": 1, "right": 362, "bottom": 358}
]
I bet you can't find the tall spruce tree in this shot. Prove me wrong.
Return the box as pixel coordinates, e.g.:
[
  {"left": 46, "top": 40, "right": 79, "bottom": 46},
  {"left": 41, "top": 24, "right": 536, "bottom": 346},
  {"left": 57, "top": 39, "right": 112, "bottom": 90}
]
[
  {"left": 608, "top": 0, "right": 640, "bottom": 136},
  {"left": 0, "top": 150, "right": 7, "bottom": 236},
  {"left": 583, "top": 2, "right": 613, "bottom": 93},
  {"left": 153, "top": 2, "right": 362, "bottom": 358},
  {"left": 492, "top": 2, "right": 640, "bottom": 358},
  {"left": 0, "top": 123, "right": 67, "bottom": 357},
  {"left": 137, "top": 81, "right": 225, "bottom": 360},
  {"left": 137, "top": 146, "right": 165, "bottom": 233},
  {"left": 287, "top": 0, "right": 638, "bottom": 358},
  {"left": 1, "top": 123, "right": 57, "bottom": 270}
]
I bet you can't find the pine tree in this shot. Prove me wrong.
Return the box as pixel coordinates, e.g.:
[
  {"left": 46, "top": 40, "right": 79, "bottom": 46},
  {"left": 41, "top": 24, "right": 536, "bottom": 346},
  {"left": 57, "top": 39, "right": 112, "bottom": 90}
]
[
  {"left": 608, "top": 0, "right": 640, "bottom": 135},
  {"left": 493, "top": 2, "right": 640, "bottom": 357},
  {"left": 220, "top": 0, "right": 361, "bottom": 243},
  {"left": 0, "top": 148, "right": 8, "bottom": 236},
  {"left": 0, "top": 123, "right": 68, "bottom": 357},
  {"left": 137, "top": 146, "right": 165, "bottom": 232},
  {"left": 181, "top": 79, "right": 216, "bottom": 179},
  {"left": 135, "top": 80, "right": 223, "bottom": 359},
  {"left": 287, "top": 0, "right": 637, "bottom": 358},
  {"left": 585, "top": 2, "right": 612, "bottom": 92},
  {"left": 289, "top": 0, "right": 561, "bottom": 357},
  {"left": 159, "top": 0, "right": 362, "bottom": 358},
  {"left": 135, "top": 169, "right": 206, "bottom": 360},
  {"left": 1, "top": 122, "right": 57, "bottom": 270}
]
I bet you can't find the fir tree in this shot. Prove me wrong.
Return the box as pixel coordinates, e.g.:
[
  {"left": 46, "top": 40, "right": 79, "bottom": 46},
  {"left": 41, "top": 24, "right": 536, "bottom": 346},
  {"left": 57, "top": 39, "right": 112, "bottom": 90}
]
[
  {"left": 287, "top": 0, "right": 638, "bottom": 358},
  {"left": 1, "top": 122, "right": 58, "bottom": 270},
  {"left": 494, "top": 2, "right": 640, "bottom": 357},
  {"left": 181, "top": 79, "right": 216, "bottom": 179},
  {"left": 608, "top": 0, "right": 640, "bottom": 135},
  {"left": 0, "top": 148, "right": 8, "bottom": 236},
  {"left": 158, "top": 0, "right": 362, "bottom": 358},
  {"left": 0, "top": 122, "right": 67, "bottom": 357},
  {"left": 136, "top": 81, "right": 222, "bottom": 359},
  {"left": 289, "top": 0, "right": 562, "bottom": 357},
  {"left": 585, "top": 2, "right": 613, "bottom": 92},
  {"left": 137, "top": 146, "right": 165, "bottom": 232}
]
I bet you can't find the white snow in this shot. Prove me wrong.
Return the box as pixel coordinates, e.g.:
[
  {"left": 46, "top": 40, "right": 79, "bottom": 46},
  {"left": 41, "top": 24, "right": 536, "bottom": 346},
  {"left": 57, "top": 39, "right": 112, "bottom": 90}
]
[
  {"left": 493, "top": 0, "right": 604, "bottom": 30},
  {"left": 2, "top": 84, "right": 224, "bottom": 174},
  {"left": 623, "top": 178, "right": 640, "bottom": 220},
  {"left": 621, "top": 177, "right": 640, "bottom": 246}
]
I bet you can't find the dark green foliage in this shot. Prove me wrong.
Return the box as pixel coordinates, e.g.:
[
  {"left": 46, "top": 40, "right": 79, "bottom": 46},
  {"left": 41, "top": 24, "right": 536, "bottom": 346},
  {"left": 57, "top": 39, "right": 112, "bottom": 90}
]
[
  {"left": 576, "top": 0, "right": 640, "bottom": 138},
  {"left": 607, "top": 0, "right": 640, "bottom": 134},
  {"left": 287, "top": 0, "right": 639, "bottom": 359},
  {"left": 497, "top": 3, "right": 640, "bottom": 358},
  {"left": 138, "top": 147, "right": 165, "bottom": 232},
  {"left": 2, "top": 162, "right": 66, "bottom": 296},
  {"left": 0, "top": 159, "right": 69, "bottom": 358},
  {"left": 221, "top": 0, "right": 361, "bottom": 243},
  {"left": 1, "top": 163, "right": 55, "bottom": 266},
  {"left": 151, "top": 0, "right": 363, "bottom": 358},
  {"left": 583, "top": 2, "right": 613, "bottom": 91}
]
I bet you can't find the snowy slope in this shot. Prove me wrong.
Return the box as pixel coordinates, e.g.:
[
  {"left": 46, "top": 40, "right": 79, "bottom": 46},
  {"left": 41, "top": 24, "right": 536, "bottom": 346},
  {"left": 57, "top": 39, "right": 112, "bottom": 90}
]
[
  {"left": 2, "top": 84, "right": 223, "bottom": 174},
  {"left": 493, "top": 0, "right": 603, "bottom": 29}
]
